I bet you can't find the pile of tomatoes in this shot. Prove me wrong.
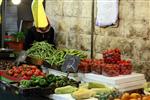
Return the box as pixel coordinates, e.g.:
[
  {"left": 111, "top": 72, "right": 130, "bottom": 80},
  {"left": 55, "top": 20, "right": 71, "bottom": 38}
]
[
  {"left": 7, "top": 64, "right": 45, "bottom": 80},
  {"left": 78, "top": 59, "right": 105, "bottom": 73},
  {"left": 101, "top": 48, "right": 132, "bottom": 76},
  {"left": 102, "top": 64, "right": 120, "bottom": 77},
  {"left": 78, "top": 59, "right": 92, "bottom": 73},
  {"left": 78, "top": 49, "right": 132, "bottom": 77},
  {"left": 102, "top": 60, "right": 132, "bottom": 76},
  {"left": 103, "top": 48, "right": 121, "bottom": 64},
  {"left": 118, "top": 60, "right": 132, "bottom": 75},
  {"left": 91, "top": 59, "right": 104, "bottom": 74}
]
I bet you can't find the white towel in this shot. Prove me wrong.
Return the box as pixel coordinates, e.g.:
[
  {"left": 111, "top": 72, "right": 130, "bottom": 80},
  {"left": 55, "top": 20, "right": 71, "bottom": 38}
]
[{"left": 96, "top": 0, "right": 119, "bottom": 27}]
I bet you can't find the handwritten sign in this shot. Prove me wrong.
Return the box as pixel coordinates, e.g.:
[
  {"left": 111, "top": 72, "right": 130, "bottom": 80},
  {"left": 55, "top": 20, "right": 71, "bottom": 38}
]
[{"left": 61, "top": 55, "right": 80, "bottom": 73}]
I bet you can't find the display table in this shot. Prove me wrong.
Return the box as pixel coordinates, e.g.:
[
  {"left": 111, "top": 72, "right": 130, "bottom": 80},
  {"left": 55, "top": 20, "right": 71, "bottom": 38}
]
[
  {"left": 49, "top": 94, "right": 98, "bottom": 100},
  {"left": 0, "top": 68, "right": 146, "bottom": 100},
  {"left": 46, "top": 69, "right": 146, "bottom": 92},
  {"left": 79, "top": 73, "right": 146, "bottom": 92},
  {"left": 47, "top": 69, "right": 146, "bottom": 92}
]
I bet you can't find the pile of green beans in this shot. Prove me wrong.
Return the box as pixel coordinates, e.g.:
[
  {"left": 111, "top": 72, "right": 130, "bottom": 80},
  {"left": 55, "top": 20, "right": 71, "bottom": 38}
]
[
  {"left": 27, "top": 41, "right": 87, "bottom": 67},
  {"left": 26, "top": 41, "right": 55, "bottom": 60},
  {"left": 45, "top": 49, "right": 87, "bottom": 66}
]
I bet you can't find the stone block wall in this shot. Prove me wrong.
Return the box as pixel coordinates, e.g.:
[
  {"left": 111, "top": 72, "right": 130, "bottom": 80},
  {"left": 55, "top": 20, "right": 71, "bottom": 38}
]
[{"left": 46, "top": 0, "right": 150, "bottom": 80}]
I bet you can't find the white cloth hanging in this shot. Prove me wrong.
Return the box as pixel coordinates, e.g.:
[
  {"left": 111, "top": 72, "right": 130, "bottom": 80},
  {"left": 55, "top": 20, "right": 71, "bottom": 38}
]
[{"left": 96, "top": 0, "right": 119, "bottom": 27}]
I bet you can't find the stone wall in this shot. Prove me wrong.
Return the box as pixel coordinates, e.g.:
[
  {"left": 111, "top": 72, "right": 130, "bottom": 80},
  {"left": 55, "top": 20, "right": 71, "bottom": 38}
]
[{"left": 46, "top": 0, "right": 150, "bottom": 80}]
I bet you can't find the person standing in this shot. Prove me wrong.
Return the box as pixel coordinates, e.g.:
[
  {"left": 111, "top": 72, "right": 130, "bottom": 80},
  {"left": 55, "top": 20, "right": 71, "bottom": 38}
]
[{"left": 24, "top": 0, "right": 56, "bottom": 50}]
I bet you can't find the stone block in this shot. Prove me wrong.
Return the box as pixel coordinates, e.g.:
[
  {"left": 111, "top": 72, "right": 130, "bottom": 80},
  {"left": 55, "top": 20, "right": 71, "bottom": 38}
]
[
  {"left": 80, "top": 0, "right": 92, "bottom": 18},
  {"left": 145, "top": 40, "right": 150, "bottom": 49},
  {"left": 123, "top": 20, "right": 149, "bottom": 38},
  {"left": 134, "top": 1, "right": 149, "bottom": 20},
  {"left": 78, "top": 34, "right": 91, "bottom": 51},
  {"left": 56, "top": 32, "right": 67, "bottom": 48},
  {"left": 141, "top": 50, "right": 150, "bottom": 61},
  {"left": 109, "top": 37, "right": 134, "bottom": 58},
  {"left": 63, "top": 0, "right": 80, "bottom": 17},
  {"left": 95, "top": 20, "right": 124, "bottom": 38},
  {"left": 77, "top": 18, "right": 92, "bottom": 34},
  {"left": 46, "top": 0, "right": 63, "bottom": 16},
  {"left": 119, "top": 2, "right": 134, "bottom": 20},
  {"left": 132, "top": 39, "right": 146, "bottom": 61},
  {"left": 94, "top": 53, "right": 103, "bottom": 59},
  {"left": 94, "top": 35, "right": 111, "bottom": 53}
]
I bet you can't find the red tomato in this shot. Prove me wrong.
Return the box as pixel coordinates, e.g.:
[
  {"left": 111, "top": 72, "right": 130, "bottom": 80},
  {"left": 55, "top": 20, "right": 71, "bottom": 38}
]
[
  {"left": 15, "top": 69, "right": 21, "bottom": 74},
  {"left": 22, "top": 75, "right": 28, "bottom": 80},
  {"left": 26, "top": 68, "right": 31, "bottom": 71},
  {"left": 8, "top": 69, "right": 14, "bottom": 75},
  {"left": 12, "top": 66, "right": 17, "bottom": 70},
  {"left": 31, "top": 69, "right": 36, "bottom": 73},
  {"left": 18, "top": 67, "right": 23, "bottom": 72},
  {"left": 34, "top": 71, "right": 40, "bottom": 76},
  {"left": 13, "top": 73, "right": 18, "bottom": 77},
  {"left": 30, "top": 65, "right": 37, "bottom": 70},
  {"left": 21, "top": 71, "right": 25, "bottom": 76},
  {"left": 26, "top": 70, "right": 33, "bottom": 76}
]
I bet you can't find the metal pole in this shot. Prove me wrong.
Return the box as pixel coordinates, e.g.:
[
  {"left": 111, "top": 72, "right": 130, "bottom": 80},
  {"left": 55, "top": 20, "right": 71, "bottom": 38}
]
[
  {"left": 91, "top": 0, "right": 95, "bottom": 59},
  {"left": 1, "top": 0, "right": 7, "bottom": 48}
]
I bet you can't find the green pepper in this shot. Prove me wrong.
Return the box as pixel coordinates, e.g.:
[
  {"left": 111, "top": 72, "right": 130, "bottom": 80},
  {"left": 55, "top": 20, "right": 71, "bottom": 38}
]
[
  {"left": 39, "top": 78, "right": 47, "bottom": 86},
  {"left": 20, "top": 80, "right": 31, "bottom": 88}
]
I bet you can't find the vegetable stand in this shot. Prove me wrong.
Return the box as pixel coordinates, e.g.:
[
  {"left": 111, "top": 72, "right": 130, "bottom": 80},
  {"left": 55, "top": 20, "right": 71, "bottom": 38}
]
[{"left": 0, "top": 44, "right": 149, "bottom": 100}]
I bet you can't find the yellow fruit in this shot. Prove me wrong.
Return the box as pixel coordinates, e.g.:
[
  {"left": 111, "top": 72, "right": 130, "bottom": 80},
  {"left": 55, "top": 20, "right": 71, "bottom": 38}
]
[
  {"left": 121, "top": 93, "right": 130, "bottom": 100},
  {"left": 114, "top": 99, "right": 121, "bottom": 100},
  {"left": 130, "top": 93, "right": 141, "bottom": 99},
  {"left": 129, "top": 99, "right": 137, "bottom": 100},
  {"left": 142, "top": 96, "right": 150, "bottom": 100}
]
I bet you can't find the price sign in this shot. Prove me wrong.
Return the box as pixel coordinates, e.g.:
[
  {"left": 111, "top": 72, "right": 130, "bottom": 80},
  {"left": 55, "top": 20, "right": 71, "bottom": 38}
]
[{"left": 61, "top": 55, "right": 80, "bottom": 73}]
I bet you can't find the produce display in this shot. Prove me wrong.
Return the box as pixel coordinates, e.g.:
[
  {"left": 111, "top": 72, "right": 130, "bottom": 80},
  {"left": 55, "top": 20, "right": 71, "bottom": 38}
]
[
  {"left": 91, "top": 59, "right": 104, "bottom": 74},
  {"left": 53, "top": 82, "right": 118, "bottom": 100},
  {"left": 20, "top": 76, "right": 48, "bottom": 88},
  {"left": 27, "top": 41, "right": 55, "bottom": 60},
  {"left": 78, "top": 59, "right": 104, "bottom": 73},
  {"left": 46, "top": 49, "right": 86, "bottom": 67},
  {"left": 118, "top": 60, "right": 132, "bottom": 75},
  {"left": 73, "top": 82, "right": 118, "bottom": 100},
  {"left": 0, "top": 60, "right": 14, "bottom": 70},
  {"left": 103, "top": 48, "right": 121, "bottom": 64},
  {"left": 0, "top": 47, "right": 146, "bottom": 100},
  {"left": 78, "top": 59, "right": 92, "bottom": 73},
  {"left": 27, "top": 41, "right": 86, "bottom": 68},
  {"left": 78, "top": 48, "right": 132, "bottom": 77},
  {"left": 114, "top": 93, "right": 150, "bottom": 100},
  {"left": 19, "top": 74, "right": 79, "bottom": 89},
  {"left": 102, "top": 64, "right": 120, "bottom": 77},
  {"left": 6, "top": 64, "right": 45, "bottom": 80}
]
